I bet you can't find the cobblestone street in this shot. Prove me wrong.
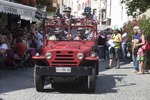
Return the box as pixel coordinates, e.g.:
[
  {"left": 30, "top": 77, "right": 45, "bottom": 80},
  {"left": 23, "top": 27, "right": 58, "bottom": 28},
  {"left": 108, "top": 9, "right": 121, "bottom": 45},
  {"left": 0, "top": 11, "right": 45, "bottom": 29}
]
[{"left": 0, "top": 60, "right": 150, "bottom": 100}]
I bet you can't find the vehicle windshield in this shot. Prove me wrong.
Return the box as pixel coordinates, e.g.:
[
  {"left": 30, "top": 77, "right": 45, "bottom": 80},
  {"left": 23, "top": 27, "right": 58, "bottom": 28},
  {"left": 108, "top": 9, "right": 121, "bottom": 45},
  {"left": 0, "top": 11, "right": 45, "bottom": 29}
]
[{"left": 45, "top": 18, "right": 97, "bottom": 41}]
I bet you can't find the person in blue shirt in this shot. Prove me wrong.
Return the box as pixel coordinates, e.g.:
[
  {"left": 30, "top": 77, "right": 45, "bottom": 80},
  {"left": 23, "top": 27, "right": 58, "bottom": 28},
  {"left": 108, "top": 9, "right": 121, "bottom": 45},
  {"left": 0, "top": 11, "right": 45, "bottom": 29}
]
[
  {"left": 132, "top": 26, "right": 140, "bottom": 73},
  {"left": 34, "top": 27, "right": 43, "bottom": 53},
  {"left": 82, "top": 7, "right": 98, "bottom": 23}
]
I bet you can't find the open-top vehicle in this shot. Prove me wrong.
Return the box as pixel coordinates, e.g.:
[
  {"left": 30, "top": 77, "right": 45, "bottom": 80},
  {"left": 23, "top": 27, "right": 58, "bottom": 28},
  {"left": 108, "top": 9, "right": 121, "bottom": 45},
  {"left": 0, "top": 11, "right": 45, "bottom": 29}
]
[{"left": 32, "top": 17, "right": 99, "bottom": 92}]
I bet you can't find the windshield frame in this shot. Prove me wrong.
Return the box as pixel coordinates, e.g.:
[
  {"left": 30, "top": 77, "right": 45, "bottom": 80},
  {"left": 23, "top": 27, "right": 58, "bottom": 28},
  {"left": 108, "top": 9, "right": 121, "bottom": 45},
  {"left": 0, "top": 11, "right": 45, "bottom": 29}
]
[{"left": 44, "top": 18, "right": 98, "bottom": 42}]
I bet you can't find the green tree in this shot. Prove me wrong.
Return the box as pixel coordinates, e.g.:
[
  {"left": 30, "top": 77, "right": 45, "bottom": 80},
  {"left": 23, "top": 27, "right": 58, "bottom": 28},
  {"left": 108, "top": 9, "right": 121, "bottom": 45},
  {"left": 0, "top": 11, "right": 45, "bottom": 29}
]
[
  {"left": 14, "top": 0, "right": 56, "bottom": 12},
  {"left": 13, "top": 0, "right": 22, "bottom": 3},
  {"left": 36, "top": 0, "right": 50, "bottom": 6},
  {"left": 121, "top": 0, "right": 150, "bottom": 16},
  {"left": 125, "top": 15, "right": 150, "bottom": 67},
  {"left": 36, "top": 0, "right": 56, "bottom": 12},
  {"left": 125, "top": 15, "right": 150, "bottom": 40}
]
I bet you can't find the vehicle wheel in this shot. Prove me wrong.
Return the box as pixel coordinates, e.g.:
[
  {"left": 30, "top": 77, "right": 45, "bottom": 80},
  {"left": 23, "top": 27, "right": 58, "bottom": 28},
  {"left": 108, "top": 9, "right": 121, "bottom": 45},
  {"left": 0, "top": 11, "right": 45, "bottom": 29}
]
[
  {"left": 94, "top": 61, "right": 99, "bottom": 75},
  {"left": 33, "top": 65, "right": 44, "bottom": 92},
  {"left": 87, "top": 68, "right": 96, "bottom": 93},
  {"left": 35, "top": 75, "right": 44, "bottom": 92},
  {"left": 51, "top": 83, "right": 59, "bottom": 89},
  {"left": 51, "top": 83, "right": 56, "bottom": 88}
]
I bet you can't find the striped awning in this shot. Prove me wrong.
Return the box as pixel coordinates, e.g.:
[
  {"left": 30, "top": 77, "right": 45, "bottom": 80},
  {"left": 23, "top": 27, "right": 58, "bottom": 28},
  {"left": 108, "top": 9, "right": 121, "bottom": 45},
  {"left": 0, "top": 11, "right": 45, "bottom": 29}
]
[{"left": 0, "top": 0, "right": 37, "bottom": 20}]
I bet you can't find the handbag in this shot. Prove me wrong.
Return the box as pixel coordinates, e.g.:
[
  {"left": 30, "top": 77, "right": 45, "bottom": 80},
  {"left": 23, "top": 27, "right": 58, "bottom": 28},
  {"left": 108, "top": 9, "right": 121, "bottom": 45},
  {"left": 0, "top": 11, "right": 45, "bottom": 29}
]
[{"left": 141, "top": 40, "right": 150, "bottom": 51}]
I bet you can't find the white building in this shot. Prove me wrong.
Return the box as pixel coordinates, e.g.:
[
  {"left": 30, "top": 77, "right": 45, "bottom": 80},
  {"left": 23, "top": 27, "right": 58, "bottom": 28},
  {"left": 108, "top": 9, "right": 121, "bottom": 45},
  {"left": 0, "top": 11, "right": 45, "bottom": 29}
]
[
  {"left": 70, "top": 0, "right": 90, "bottom": 17},
  {"left": 107, "top": 0, "right": 128, "bottom": 28},
  {"left": 53, "top": 0, "right": 129, "bottom": 29},
  {"left": 94, "top": 0, "right": 128, "bottom": 29},
  {"left": 139, "top": 9, "right": 150, "bottom": 18},
  {"left": 74, "top": 0, "right": 129, "bottom": 29}
]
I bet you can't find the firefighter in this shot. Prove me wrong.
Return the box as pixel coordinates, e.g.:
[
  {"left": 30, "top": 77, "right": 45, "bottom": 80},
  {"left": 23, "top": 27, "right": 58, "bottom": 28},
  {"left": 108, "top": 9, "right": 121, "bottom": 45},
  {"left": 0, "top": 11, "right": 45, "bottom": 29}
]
[
  {"left": 55, "top": 3, "right": 74, "bottom": 18},
  {"left": 82, "top": 7, "right": 98, "bottom": 23}
]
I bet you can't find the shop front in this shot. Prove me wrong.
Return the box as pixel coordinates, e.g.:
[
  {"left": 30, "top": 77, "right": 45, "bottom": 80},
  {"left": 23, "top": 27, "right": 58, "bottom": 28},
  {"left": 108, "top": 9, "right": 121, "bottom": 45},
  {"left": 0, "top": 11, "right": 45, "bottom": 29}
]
[{"left": 0, "top": 0, "right": 37, "bottom": 30}]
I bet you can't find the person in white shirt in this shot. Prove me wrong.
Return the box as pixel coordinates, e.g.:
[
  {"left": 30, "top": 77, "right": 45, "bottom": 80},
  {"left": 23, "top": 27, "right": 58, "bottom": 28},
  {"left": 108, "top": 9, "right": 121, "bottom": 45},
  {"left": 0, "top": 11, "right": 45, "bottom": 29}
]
[
  {"left": 55, "top": 3, "right": 74, "bottom": 19},
  {"left": 74, "top": 28, "right": 87, "bottom": 40},
  {"left": 47, "top": 27, "right": 56, "bottom": 40},
  {"left": 0, "top": 35, "right": 8, "bottom": 55},
  {"left": 21, "top": 34, "right": 29, "bottom": 48}
]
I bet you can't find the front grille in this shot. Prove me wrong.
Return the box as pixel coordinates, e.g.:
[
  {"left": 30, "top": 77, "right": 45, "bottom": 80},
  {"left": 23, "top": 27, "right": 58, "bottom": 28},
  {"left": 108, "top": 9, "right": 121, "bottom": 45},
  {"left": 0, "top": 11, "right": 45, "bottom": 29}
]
[
  {"left": 52, "top": 62, "right": 77, "bottom": 64},
  {"left": 56, "top": 55, "right": 73, "bottom": 57},
  {"left": 51, "top": 51, "right": 77, "bottom": 66}
]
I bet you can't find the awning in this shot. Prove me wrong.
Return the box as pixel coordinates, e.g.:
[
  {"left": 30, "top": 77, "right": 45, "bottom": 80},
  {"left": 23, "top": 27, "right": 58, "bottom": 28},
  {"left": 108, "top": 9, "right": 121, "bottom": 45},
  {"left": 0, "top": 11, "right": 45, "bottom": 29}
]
[{"left": 0, "top": 0, "right": 37, "bottom": 20}]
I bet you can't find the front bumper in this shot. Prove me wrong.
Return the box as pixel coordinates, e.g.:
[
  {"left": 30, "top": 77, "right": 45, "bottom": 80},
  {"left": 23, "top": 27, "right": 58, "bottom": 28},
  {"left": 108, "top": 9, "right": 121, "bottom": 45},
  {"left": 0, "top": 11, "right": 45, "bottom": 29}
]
[{"left": 35, "top": 65, "right": 93, "bottom": 76}]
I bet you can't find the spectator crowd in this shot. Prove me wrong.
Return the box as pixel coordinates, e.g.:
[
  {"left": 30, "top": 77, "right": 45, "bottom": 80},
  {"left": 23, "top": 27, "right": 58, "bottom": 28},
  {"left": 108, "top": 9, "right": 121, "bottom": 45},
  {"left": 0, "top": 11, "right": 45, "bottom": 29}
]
[
  {"left": 0, "top": 4, "right": 148, "bottom": 75},
  {"left": 97, "top": 25, "right": 147, "bottom": 74},
  {"left": 0, "top": 24, "right": 41, "bottom": 69}
]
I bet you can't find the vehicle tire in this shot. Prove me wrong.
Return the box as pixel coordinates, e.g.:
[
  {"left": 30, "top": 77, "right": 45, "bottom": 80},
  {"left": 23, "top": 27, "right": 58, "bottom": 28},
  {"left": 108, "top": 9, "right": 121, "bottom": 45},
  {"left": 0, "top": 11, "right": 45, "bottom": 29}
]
[
  {"left": 35, "top": 75, "right": 44, "bottom": 92},
  {"left": 94, "top": 61, "right": 99, "bottom": 75},
  {"left": 91, "top": 61, "right": 99, "bottom": 75},
  {"left": 33, "top": 65, "right": 45, "bottom": 92},
  {"left": 51, "top": 83, "right": 56, "bottom": 89},
  {"left": 87, "top": 68, "right": 96, "bottom": 93}
]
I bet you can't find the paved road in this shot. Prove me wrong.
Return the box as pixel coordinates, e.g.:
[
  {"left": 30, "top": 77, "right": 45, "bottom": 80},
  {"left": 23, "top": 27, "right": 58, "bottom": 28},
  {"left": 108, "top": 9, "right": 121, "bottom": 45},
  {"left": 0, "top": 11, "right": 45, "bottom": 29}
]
[{"left": 0, "top": 59, "right": 150, "bottom": 100}]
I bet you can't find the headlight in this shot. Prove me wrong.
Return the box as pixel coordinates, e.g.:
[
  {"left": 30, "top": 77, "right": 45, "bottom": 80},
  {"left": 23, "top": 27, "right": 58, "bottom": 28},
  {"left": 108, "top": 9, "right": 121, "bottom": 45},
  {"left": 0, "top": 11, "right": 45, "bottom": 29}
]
[
  {"left": 91, "top": 52, "right": 97, "bottom": 58},
  {"left": 45, "top": 52, "right": 52, "bottom": 59},
  {"left": 77, "top": 53, "right": 84, "bottom": 59},
  {"left": 36, "top": 53, "right": 39, "bottom": 57}
]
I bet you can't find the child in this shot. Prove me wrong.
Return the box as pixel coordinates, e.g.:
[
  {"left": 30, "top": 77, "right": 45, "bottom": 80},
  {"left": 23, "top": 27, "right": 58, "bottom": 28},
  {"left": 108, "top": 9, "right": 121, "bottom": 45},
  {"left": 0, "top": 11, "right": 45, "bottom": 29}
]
[{"left": 132, "top": 33, "right": 141, "bottom": 54}]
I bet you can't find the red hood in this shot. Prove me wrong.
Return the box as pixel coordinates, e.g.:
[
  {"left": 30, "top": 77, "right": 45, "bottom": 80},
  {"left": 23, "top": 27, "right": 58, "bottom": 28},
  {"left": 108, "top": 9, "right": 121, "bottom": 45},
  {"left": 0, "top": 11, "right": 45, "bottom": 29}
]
[
  {"left": 44, "top": 41, "right": 92, "bottom": 52},
  {"left": 54, "top": 44, "right": 80, "bottom": 49}
]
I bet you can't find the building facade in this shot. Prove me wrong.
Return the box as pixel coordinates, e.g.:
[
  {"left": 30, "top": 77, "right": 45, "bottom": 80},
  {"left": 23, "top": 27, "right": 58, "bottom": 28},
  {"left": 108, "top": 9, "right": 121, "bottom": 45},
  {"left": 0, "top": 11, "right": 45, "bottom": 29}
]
[
  {"left": 91, "top": 0, "right": 128, "bottom": 29},
  {"left": 0, "top": 0, "right": 37, "bottom": 29},
  {"left": 51, "top": 0, "right": 129, "bottom": 29},
  {"left": 71, "top": 0, "right": 128, "bottom": 29}
]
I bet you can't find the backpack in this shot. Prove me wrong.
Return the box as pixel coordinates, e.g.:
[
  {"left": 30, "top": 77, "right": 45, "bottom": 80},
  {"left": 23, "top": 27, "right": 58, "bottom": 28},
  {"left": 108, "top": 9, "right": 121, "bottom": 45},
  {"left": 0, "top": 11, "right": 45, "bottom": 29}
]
[{"left": 141, "top": 40, "right": 150, "bottom": 51}]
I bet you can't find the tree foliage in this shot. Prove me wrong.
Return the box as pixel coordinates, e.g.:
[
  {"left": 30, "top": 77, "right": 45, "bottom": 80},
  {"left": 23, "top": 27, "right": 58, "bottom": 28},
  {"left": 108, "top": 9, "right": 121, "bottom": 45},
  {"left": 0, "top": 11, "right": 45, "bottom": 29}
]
[
  {"left": 124, "top": 15, "right": 150, "bottom": 64},
  {"left": 121, "top": 0, "right": 150, "bottom": 16},
  {"left": 13, "top": 0, "right": 36, "bottom": 6},
  {"left": 14, "top": 0, "right": 22, "bottom": 3},
  {"left": 125, "top": 15, "right": 150, "bottom": 41},
  {"left": 36, "top": 0, "right": 51, "bottom": 6},
  {"left": 36, "top": 0, "right": 56, "bottom": 12},
  {"left": 13, "top": 0, "right": 56, "bottom": 12}
]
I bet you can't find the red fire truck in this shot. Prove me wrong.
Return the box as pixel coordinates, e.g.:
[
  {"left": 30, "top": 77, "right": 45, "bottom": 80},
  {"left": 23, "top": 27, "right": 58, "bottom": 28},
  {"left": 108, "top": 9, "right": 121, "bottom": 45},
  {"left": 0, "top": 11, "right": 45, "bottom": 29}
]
[{"left": 32, "top": 16, "right": 99, "bottom": 93}]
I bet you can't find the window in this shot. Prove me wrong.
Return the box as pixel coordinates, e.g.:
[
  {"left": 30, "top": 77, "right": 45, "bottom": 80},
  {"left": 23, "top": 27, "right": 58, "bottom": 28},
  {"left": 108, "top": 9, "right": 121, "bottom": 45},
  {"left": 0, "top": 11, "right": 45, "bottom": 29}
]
[
  {"left": 78, "top": 4, "right": 81, "bottom": 11},
  {"left": 82, "top": 3, "right": 85, "bottom": 10},
  {"left": 101, "top": 9, "right": 106, "bottom": 19},
  {"left": 93, "top": 9, "right": 97, "bottom": 15}
]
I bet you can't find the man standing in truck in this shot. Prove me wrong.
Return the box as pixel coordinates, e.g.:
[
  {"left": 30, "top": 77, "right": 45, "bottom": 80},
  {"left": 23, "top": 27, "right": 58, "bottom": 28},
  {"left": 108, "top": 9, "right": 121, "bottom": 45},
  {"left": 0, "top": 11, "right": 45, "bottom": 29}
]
[{"left": 55, "top": 3, "right": 74, "bottom": 19}]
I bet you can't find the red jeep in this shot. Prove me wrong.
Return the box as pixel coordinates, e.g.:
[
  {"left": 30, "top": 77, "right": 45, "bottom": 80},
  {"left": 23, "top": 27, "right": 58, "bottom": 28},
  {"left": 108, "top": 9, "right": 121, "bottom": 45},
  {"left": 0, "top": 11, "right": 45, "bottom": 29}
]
[{"left": 32, "top": 18, "right": 99, "bottom": 92}]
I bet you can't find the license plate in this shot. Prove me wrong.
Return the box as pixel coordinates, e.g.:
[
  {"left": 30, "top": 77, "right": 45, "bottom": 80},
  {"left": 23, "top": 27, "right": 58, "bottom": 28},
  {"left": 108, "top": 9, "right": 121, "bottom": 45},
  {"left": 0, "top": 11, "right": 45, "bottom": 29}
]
[{"left": 56, "top": 67, "right": 71, "bottom": 73}]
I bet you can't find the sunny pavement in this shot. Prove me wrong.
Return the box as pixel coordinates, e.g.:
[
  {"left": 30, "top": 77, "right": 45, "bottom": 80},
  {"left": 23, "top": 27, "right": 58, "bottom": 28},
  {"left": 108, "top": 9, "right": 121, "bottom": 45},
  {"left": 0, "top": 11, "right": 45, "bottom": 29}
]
[{"left": 0, "top": 59, "right": 150, "bottom": 100}]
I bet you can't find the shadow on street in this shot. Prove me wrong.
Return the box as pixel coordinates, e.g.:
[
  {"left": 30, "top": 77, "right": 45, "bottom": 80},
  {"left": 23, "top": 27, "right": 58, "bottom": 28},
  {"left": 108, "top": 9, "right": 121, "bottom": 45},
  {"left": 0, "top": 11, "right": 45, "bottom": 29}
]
[
  {"left": 0, "top": 68, "right": 34, "bottom": 94},
  {"left": 95, "top": 74, "right": 136, "bottom": 94},
  {"left": 0, "top": 59, "right": 136, "bottom": 94},
  {"left": 38, "top": 73, "right": 136, "bottom": 94},
  {"left": 99, "top": 58, "right": 132, "bottom": 72}
]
